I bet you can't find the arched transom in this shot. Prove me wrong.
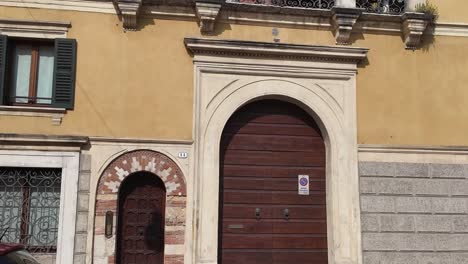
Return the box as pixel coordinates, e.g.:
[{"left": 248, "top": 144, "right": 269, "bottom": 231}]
[{"left": 97, "top": 150, "right": 186, "bottom": 196}]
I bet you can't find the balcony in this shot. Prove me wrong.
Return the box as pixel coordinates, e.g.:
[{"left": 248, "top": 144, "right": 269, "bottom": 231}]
[
  {"left": 229, "top": 0, "right": 407, "bottom": 14},
  {"left": 224, "top": 0, "right": 430, "bottom": 48},
  {"left": 233, "top": 0, "right": 335, "bottom": 9},
  {"left": 357, "top": 0, "right": 405, "bottom": 14}
]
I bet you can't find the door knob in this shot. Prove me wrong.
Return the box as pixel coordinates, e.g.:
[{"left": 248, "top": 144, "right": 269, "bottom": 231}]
[{"left": 283, "top": 208, "right": 289, "bottom": 220}]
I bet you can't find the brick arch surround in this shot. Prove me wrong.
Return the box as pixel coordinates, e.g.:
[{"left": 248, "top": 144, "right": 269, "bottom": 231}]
[{"left": 94, "top": 150, "right": 186, "bottom": 264}]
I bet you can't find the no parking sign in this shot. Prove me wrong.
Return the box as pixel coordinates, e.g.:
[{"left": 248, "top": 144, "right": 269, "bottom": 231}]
[{"left": 298, "top": 175, "right": 309, "bottom": 195}]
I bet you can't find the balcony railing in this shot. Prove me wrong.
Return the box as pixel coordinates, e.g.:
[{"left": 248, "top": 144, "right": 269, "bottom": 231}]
[
  {"left": 233, "top": 0, "right": 335, "bottom": 9},
  {"left": 357, "top": 0, "right": 405, "bottom": 14},
  {"left": 230, "top": 0, "right": 406, "bottom": 14}
]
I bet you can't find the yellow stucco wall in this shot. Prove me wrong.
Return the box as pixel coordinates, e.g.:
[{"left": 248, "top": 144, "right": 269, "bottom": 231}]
[
  {"left": 1, "top": 6, "right": 468, "bottom": 146},
  {"left": 432, "top": 0, "right": 468, "bottom": 23},
  {"left": 355, "top": 34, "right": 468, "bottom": 145}
]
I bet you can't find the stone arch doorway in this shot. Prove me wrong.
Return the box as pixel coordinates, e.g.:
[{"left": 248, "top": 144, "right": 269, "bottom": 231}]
[
  {"left": 189, "top": 39, "right": 366, "bottom": 264},
  {"left": 116, "top": 172, "right": 166, "bottom": 264},
  {"left": 218, "top": 99, "right": 327, "bottom": 264},
  {"left": 94, "top": 150, "right": 187, "bottom": 264}
]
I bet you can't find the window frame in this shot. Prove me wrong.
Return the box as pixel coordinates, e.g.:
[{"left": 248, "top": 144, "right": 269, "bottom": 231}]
[
  {"left": 6, "top": 38, "right": 55, "bottom": 107},
  {"left": 0, "top": 167, "right": 62, "bottom": 253},
  {"left": 0, "top": 150, "right": 79, "bottom": 264},
  {"left": 0, "top": 20, "right": 76, "bottom": 112}
]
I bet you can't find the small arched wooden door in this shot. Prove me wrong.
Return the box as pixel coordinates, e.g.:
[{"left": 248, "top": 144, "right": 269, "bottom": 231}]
[
  {"left": 117, "top": 172, "right": 166, "bottom": 264},
  {"left": 219, "top": 99, "right": 327, "bottom": 264}
]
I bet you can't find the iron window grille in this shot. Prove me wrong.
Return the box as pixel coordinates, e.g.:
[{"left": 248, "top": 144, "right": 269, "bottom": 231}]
[
  {"left": 230, "top": 0, "right": 335, "bottom": 9},
  {"left": 357, "top": 0, "right": 405, "bottom": 14},
  {"left": 0, "top": 167, "right": 62, "bottom": 253}
]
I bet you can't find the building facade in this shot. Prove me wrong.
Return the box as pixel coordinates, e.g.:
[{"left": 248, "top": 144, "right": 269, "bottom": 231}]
[{"left": 0, "top": 0, "right": 467, "bottom": 263}]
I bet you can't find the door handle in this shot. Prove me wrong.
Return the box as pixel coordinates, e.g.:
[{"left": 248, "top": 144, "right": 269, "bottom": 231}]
[
  {"left": 283, "top": 208, "right": 289, "bottom": 220},
  {"left": 255, "top": 208, "right": 261, "bottom": 220}
]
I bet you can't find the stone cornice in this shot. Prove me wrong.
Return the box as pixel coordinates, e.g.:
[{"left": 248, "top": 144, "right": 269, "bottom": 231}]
[
  {"left": 0, "top": 134, "right": 89, "bottom": 151},
  {"left": 359, "top": 144, "right": 468, "bottom": 155},
  {"left": 184, "top": 37, "right": 368, "bottom": 63},
  {"left": 0, "top": 1, "right": 467, "bottom": 39},
  {"left": 89, "top": 136, "right": 193, "bottom": 145},
  {"left": 0, "top": 18, "right": 70, "bottom": 38},
  {"left": 0, "top": 18, "right": 70, "bottom": 28}
]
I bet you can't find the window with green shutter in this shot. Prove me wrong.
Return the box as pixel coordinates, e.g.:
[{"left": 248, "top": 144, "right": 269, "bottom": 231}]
[{"left": 0, "top": 35, "right": 76, "bottom": 109}]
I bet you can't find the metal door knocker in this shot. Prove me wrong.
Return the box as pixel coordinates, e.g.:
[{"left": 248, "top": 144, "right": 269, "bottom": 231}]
[{"left": 284, "top": 208, "right": 289, "bottom": 220}]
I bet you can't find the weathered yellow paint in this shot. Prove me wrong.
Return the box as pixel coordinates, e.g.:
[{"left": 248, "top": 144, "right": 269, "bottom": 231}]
[
  {"left": 1, "top": 6, "right": 468, "bottom": 146},
  {"left": 0, "top": 7, "right": 334, "bottom": 140},
  {"left": 432, "top": 0, "right": 468, "bottom": 23},
  {"left": 355, "top": 33, "right": 468, "bottom": 146}
]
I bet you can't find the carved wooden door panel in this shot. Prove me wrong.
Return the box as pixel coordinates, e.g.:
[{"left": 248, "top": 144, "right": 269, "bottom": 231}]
[{"left": 117, "top": 173, "right": 166, "bottom": 264}]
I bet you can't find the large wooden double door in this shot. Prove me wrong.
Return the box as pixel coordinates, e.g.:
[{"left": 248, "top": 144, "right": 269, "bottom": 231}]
[
  {"left": 219, "top": 100, "right": 328, "bottom": 264},
  {"left": 117, "top": 172, "right": 166, "bottom": 264}
]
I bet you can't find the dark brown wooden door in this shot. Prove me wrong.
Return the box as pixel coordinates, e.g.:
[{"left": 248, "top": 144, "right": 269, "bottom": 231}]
[
  {"left": 219, "top": 100, "right": 327, "bottom": 264},
  {"left": 117, "top": 172, "right": 166, "bottom": 264}
]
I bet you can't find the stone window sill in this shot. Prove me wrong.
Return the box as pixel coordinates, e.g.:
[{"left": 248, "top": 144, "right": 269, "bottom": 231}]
[{"left": 0, "top": 105, "right": 66, "bottom": 125}]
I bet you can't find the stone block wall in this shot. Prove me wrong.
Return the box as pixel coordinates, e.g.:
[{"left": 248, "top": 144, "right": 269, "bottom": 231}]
[
  {"left": 359, "top": 162, "right": 468, "bottom": 263},
  {"left": 74, "top": 154, "right": 91, "bottom": 264}
]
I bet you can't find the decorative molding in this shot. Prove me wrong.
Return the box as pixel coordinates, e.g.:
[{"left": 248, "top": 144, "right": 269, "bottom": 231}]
[
  {"left": 97, "top": 150, "right": 187, "bottom": 195},
  {"left": 358, "top": 144, "right": 468, "bottom": 164},
  {"left": 0, "top": 1, "right": 468, "bottom": 38},
  {"left": 432, "top": 22, "right": 468, "bottom": 37},
  {"left": 195, "top": 2, "right": 222, "bottom": 33},
  {"left": 359, "top": 144, "right": 468, "bottom": 155},
  {"left": 190, "top": 38, "right": 365, "bottom": 264},
  {"left": 115, "top": 0, "right": 142, "bottom": 30},
  {"left": 184, "top": 37, "right": 368, "bottom": 63},
  {"left": 0, "top": 0, "right": 116, "bottom": 14},
  {"left": 331, "top": 7, "right": 363, "bottom": 45},
  {"left": 94, "top": 150, "right": 187, "bottom": 264},
  {"left": 0, "top": 18, "right": 70, "bottom": 39},
  {"left": 401, "top": 12, "right": 431, "bottom": 49},
  {"left": 141, "top": 5, "right": 196, "bottom": 19},
  {"left": 0, "top": 133, "right": 88, "bottom": 152},
  {"left": 0, "top": 105, "right": 67, "bottom": 125},
  {"left": 89, "top": 136, "right": 193, "bottom": 145},
  {"left": 0, "top": 150, "right": 80, "bottom": 264}
]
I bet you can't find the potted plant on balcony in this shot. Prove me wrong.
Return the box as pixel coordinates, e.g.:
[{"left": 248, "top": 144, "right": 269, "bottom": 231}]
[{"left": 415, "top": 0, "right": 438, "bottom": 21}]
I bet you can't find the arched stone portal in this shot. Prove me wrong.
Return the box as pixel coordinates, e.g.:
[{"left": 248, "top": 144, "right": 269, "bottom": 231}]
[
  {"left": 186, "top": 38, "right": 367, "bottom": 264},
  {"left": 94, "top": 150, "right": 186, "bottom": 264}
]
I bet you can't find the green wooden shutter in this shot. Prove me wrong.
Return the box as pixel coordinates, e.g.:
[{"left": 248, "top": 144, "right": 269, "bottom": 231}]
[
  {"left": 0, "top": 35, "right": 7, "bottom": 105},
  {"left": 52, "top": 38, "right": 77, "bottom": 109}
]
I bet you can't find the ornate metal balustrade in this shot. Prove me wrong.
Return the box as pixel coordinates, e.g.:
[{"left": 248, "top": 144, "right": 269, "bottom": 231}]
[
  {"left": 357, "top": 0, "right": 405, "bottom": 14},
  {"left": 0, "top": 167, "right": 62, "bottom": 253},
  {"left": 231, "top": 0, "right": 335, "bottom": 9}
]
